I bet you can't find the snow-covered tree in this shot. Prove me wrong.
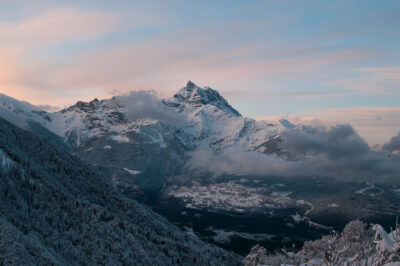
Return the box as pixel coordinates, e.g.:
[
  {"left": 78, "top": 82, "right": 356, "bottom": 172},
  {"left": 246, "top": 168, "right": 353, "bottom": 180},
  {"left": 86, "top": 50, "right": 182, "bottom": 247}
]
[
  {"left": 373, "top": 221, "right": 400, "bottom": 265},
  {"left": 244, "top": 220, "right": 400, "bottom": 266}
]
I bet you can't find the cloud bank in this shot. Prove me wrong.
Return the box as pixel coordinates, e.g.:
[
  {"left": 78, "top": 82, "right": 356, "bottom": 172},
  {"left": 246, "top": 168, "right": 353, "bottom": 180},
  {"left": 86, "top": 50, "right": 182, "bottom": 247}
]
[
  {"left": 189, "top": 124, "right": 400, "bottom": 183},
  {"left": 257, "top": 107, "right": 400, "bottom": 146}
]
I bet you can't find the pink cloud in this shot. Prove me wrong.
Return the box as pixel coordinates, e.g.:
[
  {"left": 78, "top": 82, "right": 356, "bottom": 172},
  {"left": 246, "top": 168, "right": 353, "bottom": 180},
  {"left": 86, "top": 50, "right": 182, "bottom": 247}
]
[
  {"left": 332, "top": 66, "right": 400, "bottom": 93},
  {"left": 9, "top": 30, "right": 370, "bottom": 104},
  {"left": 0, "top": 7, "right": 119, "bottom": 50},
  {"left": 0, "top": 6, "right": 121, "bottom": 104},
  {"left": 0, "top": 5, "right": 392, "bottom": 110}
]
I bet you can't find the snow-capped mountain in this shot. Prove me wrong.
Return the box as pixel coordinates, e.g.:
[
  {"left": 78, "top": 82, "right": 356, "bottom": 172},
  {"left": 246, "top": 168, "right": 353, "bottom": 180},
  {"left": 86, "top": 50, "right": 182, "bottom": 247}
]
[
  {"left": 0, "top": 93, "right": 69, "bottom": 148},
  {"left": 163, "top": 81, "right": 289, "bottom": 153},
  {"left": 0, "top": 93, "right": 49, "bottom": 129},
  {"left": 0, "top": 81, "right": 290, "bottom": 153},
  {"left": 0, "top": 82, "right": 293, "bottom": 192},
  {"left": 2, "top": 82, "right": 400, "bottom": 256}
]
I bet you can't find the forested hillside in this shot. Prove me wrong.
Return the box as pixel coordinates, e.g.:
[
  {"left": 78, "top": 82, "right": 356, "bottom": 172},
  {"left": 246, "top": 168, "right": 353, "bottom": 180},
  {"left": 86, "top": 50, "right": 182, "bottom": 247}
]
[{"left": 0, "top": 117, "right": 241, "bottom": 265}]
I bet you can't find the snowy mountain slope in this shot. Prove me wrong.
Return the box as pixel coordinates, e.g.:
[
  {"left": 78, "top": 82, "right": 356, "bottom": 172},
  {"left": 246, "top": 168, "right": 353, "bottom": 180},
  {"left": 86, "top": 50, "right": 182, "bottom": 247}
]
[
  {"left": 0, "top": 82, "right": 289, "bottom": 153},
  {"left": 163, "top": 81, "right": 288, "bottom": 152},
  {"left": 0, "top": 94, "right": 69, "bottom": 149},
  {"left": 0, "top": 82, "right": 292, "bottom": 192},
  {"left": 1, "top": 82, "right": 398, "bottom": 191},
  {"left": 0, "top": 116, "right": 242, "bottom": 265},
  {"left": 0, "top": 93, "right": 48, "bottom": 129}
]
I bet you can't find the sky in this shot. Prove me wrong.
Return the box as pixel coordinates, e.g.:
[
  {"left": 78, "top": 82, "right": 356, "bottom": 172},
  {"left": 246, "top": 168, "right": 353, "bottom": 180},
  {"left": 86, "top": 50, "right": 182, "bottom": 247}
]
[{"left": 0, "top": 1, "right": 399, "bottom": 145}]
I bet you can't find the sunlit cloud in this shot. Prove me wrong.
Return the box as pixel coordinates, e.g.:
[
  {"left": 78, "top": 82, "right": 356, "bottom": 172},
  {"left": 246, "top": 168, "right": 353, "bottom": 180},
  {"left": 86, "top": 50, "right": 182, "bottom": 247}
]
[
  {"left": 0, "top": 7, "right": 118, "bottom": 48},
  {"left": 0, "top": 6, "right": 123, "bottom": 104},
  {"left": 0, "top": 19, "right": 374, "bottom": 107}
]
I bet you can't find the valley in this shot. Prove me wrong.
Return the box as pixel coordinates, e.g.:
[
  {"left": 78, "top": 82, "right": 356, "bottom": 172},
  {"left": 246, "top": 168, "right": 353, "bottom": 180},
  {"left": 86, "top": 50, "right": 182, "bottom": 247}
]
[
  {"left": 0, "top": 81, "right": 399, "bottom": 258},
  {"left": 155, "top": 175, "right": 400, "bottom": 254}
]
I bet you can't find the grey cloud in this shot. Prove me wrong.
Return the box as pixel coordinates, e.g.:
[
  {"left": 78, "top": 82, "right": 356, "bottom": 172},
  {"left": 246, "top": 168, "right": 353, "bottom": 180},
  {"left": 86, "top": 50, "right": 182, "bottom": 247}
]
[
  {"left": 37, "top": 104, "right": 61, "bottom": 112},
  {"left": 114, "top": 90, "right": 186, "bottom": 126},
  {"left": 280, "top": 124, "right": 400, "bottom": 182},
  {"left": 383, "top": 132, "right": 400, "bottom": 153},
  {"left": 189, "top": 145, "right": 294, "bottom": 177},
  {"left": 189, "top": 125, "right": 400, "bottom": 183}
]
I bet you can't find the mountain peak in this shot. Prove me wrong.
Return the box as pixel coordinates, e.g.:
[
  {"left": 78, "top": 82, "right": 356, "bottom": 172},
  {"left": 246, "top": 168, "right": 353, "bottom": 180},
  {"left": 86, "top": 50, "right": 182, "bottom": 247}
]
[
  {"left": 63, "top": 97, "right": 103, "bottom": 113},
  {"left": 173, "top": 81, "right": 241, "bottom": 116},
  {"left": 186, "top": 80, "right": 196, "bottom": 89}
]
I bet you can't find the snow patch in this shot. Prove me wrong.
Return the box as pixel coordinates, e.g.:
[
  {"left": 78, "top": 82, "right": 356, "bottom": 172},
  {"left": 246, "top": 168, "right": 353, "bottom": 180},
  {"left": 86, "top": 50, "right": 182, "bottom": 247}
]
[
  {"left": 291, "top": 214, "right": 331, "bottom": 230},
  {"left": 355, "top": 183, "right": 383, "bottom": 197},
  {"left": 110, "top": 135, "right": 130, "bottom": 143},
  {"left": 123, "top": 168, "right": 141, "bottom": 175},
  {"left": 168, "top": 182, "right": 294, "bottom": 213},
  {"left": 0, "top": 149, "right": 13, "bottom": 170}
]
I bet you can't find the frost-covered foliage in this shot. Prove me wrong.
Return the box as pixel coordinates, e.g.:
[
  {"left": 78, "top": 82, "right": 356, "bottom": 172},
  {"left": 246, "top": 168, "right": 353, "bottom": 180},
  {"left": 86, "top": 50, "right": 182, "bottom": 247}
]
[
  {"left": 243, "top": 245, "right": 282, "bottom": 266},
  {"left": 0, "top": 118, "right": 241, "bottom": 265},
  {"left": 244, "top": 220, "right": 400, "bottom": 266},
  {"left": 373, "top": 222, "right": 400, "bottom": 265}
]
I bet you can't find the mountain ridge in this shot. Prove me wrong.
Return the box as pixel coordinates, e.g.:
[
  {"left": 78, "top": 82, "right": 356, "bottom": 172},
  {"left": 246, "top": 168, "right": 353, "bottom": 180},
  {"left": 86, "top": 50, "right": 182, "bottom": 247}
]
[
  {"left": 0, "top": 81, "right": 287, "bottom": 152},
  {"left": 0, "top": 82, "right": 293, "bottom": 192}
]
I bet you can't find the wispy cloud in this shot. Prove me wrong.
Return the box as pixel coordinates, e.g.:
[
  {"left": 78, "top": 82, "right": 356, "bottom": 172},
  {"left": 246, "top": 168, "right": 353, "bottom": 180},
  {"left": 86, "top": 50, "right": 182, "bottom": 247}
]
[
  {"left": 0, "top": 6, "right": 122, "bottom": 104},
  {"left": 0, "top": 7, "right": 119, "bottom": 48},
  {"left": 333, "top": 66, "right": 400, "bottom": 93},
  {"left": 0, "top": 19, "right": 374, "bottom": 106}
]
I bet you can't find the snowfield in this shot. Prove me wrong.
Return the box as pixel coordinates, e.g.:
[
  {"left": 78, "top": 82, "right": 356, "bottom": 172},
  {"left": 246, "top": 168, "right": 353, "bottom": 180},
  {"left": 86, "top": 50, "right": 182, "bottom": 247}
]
[
  {"left": 123, "top": 168, "right": 141, "bottom": 175},
  {"left": 167, "top": 181, "right": 312, "bottom": 213},
  {"left": 355, "top": 183, "right": 384, "bottom": 197}
]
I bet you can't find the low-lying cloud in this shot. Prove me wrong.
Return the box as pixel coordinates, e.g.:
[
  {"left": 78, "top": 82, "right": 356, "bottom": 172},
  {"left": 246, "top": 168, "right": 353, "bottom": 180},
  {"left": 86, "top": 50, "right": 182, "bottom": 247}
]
[
  {"left": 383, "top": 132, "right": 400, "bottom": 154},
  {"left": 189, "top": 124, "right": 400, "bottom": 183},
  {"left": 114, "top": 90, "right": 185, "bottom": 126}
]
